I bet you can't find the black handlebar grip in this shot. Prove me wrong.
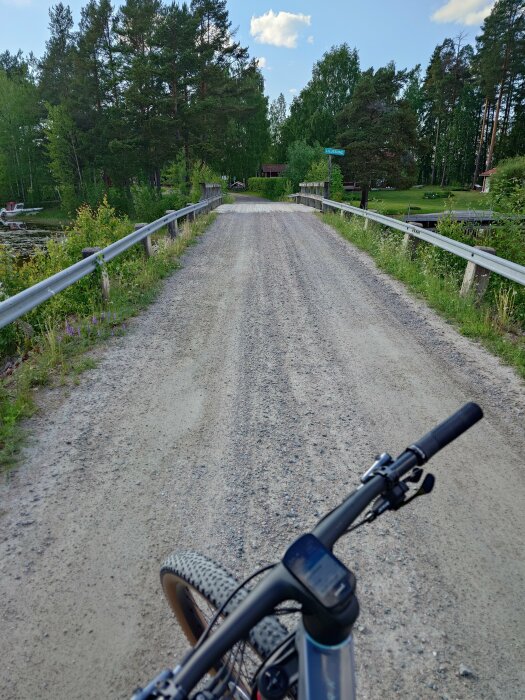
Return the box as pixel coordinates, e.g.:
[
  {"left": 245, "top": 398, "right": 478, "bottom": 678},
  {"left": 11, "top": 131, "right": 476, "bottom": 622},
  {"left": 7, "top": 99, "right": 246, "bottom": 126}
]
[{"left": 408, "top": 402, "right": 483, "bottom": 464}]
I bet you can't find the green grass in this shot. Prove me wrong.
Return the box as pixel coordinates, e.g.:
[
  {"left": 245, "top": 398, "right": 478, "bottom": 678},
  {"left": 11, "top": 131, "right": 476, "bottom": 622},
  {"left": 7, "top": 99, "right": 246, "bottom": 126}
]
[
  {"left": 0, "top": 213, "right": 216, "bottom": 470},
  {"left": 321, "top": 212, "right": 525, "bottom": 379},
  {"left": 343, "top": 186, "right": 486, "bottom": 216}
]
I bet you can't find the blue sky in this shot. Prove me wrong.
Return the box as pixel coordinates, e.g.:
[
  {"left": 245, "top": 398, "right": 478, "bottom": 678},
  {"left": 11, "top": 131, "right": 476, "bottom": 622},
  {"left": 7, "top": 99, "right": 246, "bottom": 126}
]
[{"left": 1, "top": 0, "right": 495, "bottom": 105}]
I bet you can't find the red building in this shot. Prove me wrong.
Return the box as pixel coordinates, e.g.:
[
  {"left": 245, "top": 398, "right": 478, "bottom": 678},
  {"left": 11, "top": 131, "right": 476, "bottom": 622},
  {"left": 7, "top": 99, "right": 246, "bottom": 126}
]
[{"left": 261, "top": 164, "right": 286, "bottom": 178}]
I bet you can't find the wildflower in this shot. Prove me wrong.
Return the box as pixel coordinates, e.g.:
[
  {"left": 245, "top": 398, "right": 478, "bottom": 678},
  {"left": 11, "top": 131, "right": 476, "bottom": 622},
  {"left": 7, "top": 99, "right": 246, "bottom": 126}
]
[{"left": 65, "top": 321, "right": 75, "bottom": 337}]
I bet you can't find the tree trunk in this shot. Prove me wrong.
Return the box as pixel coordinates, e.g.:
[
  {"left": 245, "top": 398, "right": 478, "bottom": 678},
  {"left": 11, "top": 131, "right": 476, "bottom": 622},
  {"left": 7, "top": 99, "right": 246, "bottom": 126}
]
[
  {"left": 472, "top": 97, "right": 489, "bottom": 188},
  {"left": 360, "top": 183, "right": 369, "bottom": 209},
  {"left": 431, "top": 117, "right": 440, "bottom": 185},
  {"left": 486, "top": 44, "right": 510, "bottom": 171},
  {"left": 501, "top": 76, "right": 515, "bottom": 138}
]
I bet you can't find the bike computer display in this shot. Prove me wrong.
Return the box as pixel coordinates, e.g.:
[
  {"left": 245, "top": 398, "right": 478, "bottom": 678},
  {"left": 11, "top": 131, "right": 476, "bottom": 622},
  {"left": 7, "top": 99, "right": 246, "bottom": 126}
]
[{"left": 283, "top": 534, "right": 354, "bottom": 610}]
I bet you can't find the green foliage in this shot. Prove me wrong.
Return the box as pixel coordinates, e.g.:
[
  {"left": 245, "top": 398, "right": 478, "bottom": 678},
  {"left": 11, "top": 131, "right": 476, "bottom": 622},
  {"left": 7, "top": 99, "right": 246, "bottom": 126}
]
[
  {"left": 131, "top": 185, "right": 186, "bottom": 221},
  {"left": 423, "top": 191, "right": 454, "bottom": 199},
  {"left": 337, "top": 63, "right": 418, "bottom": 207},
  {"left": 162, "top": 151, "right": 187, "bottom": 191},
  {"left": 1, "top": 199, "right": 216, "bottom": 467},
  {"left": 281, "top": 44, "right": 360, "bottom": 152},
  {"left": 247, "top": 177, "right": 290, "bottom": 200},
  {"left": 285, "top": 141, "right": 324, "bottom": 192},
  {"left": 189, "top": 162, "right": 225, "bottom": 202},
  {"left": 305, "top": 158, "right": 344, "bottom": 201},
  {"left": 323, "top": 212, "right": 525, "bottom": 378},
  {"left": 490, "top": 155, "right": 525, "bottom": 213}
]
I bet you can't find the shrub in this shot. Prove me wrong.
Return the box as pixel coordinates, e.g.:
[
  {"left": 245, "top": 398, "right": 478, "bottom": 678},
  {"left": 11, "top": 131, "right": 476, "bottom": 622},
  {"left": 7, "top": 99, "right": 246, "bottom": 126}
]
[
  {"left": 247, "top": 177, "right": 290, "bottom": 200},
  {"left": 490, "top": 156, "right": 525, "bottom": 213},
  {"left": 285, "top": 141, "right": 324, "bottom": 192},
  {"left": 423, "top": 191, "right": 454, "bottom": 199},
  {"left": 305, "top": 158, "right": 344, "bottom": 201},
  {"left": 189, "top": 162, "right": 225, "bottom": 202}
]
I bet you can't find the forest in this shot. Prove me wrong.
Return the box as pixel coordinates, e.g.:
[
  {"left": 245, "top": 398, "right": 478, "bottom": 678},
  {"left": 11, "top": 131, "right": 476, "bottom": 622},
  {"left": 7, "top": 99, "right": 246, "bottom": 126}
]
[
  {"left": 0, "top": 0, "right": 269, "bottom": 216},
  {"left": 0, "top": 0, "right": 524, "bottom": 215},
  {"left": 270, "top": 0, "right": 525, "bottom": 207}
]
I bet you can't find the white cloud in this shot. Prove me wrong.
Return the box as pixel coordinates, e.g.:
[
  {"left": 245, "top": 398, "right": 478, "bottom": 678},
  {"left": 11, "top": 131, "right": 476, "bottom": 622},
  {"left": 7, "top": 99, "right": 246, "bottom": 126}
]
[
  {"left": 307, "top": 35, "right": 314, "bottom": 44},
  {"left": 250, "top": 10, "right": 311, "bottom": 49},
  {"left": 256, "top": 56, "right": 268, "bottom": 69},
  {"left": 431, "top": 0, "right": 495, "bottom": 26},
  {"left": 289, "top": 88, "right": 298, "bottom": 95}
]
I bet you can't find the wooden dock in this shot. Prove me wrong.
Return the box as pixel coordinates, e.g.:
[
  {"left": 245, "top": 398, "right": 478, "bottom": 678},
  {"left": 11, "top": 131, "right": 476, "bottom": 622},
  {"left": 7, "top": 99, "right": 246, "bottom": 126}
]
[{"left": 402, "top": 210, "right": 500, "bottom": 228}]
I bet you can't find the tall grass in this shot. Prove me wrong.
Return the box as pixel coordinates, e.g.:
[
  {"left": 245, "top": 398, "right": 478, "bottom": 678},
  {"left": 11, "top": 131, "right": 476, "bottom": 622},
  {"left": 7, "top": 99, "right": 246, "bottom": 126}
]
[
  {"left": 0, "top": 202, "right": 215, "bottom": 469},
  {"left": 321, "top": 212, "right": 525, "bottom": 379}
]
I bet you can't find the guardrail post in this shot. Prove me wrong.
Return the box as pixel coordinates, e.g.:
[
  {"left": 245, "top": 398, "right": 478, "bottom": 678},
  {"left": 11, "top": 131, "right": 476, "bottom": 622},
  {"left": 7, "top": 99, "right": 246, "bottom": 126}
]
[
  {"left": 134, "top": 224, "right": 152, "bottom": 257},
  {"left": 82, "top": 247, "right": 110, "bottom": 302},
  {"left": 402, "top": 223, "right": 423, "bottom": 259},
  {"left": 166, "top": 211, "right": 178, "bottom": 238},
  {"left": 363, "top": 210, "right": 378, "bottom": 230},
  {"left": 186, "top": 204, "right": 195, "bottom": 222},
  {"left": 460, "top": 246, "right": 496, "bottom": 301}
]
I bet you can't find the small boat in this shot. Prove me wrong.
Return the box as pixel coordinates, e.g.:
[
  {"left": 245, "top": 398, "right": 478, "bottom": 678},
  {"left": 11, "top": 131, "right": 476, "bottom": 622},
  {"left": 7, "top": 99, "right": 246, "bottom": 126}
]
[{"left": 0, "top": 202, "right": 43, "bottom": 218}]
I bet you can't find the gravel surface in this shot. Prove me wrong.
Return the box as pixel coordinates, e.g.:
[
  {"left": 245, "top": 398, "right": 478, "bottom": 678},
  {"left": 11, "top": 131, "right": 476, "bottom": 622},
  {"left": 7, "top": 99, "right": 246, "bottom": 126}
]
[{"left": 1, "top": 199, "right": 524, "bottom": 699}]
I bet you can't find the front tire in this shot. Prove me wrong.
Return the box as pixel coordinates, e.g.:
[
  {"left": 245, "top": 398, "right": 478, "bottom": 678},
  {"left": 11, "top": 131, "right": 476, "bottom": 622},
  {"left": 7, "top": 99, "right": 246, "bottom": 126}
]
[{"left": 161, "top": 551, "right": 290, "bottom": 694}]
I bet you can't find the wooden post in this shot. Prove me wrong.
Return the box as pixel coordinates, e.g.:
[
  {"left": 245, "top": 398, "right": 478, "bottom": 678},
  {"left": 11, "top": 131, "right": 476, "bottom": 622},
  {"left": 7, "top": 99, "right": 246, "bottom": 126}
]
[
  {"left": 186, "top": 204, "right": 195, "bottom": 222},
  {"left": 82, "top": 247, "right": 110, "bottom": 302},
  {"left": 402, "top": 222, "right": 423, "bottom": 259},
  {"left": 166, "top": 211, "right": 179, "bottom": 239},
  {"left": 134, "top": 223, "right": 152, "bottom": 257},
  {"left": 460, "top": 246, "right": 496, "bottom": 301}
]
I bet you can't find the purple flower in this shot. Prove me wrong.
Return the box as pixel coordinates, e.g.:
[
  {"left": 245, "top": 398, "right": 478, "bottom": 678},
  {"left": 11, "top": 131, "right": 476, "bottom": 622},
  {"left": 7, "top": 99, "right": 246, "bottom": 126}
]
[
  {"left": 65, "top": 322, "right": 75, "bottom": 337},
  {"left": 91, "top": 316, "right": 98, "bottom": 325}
]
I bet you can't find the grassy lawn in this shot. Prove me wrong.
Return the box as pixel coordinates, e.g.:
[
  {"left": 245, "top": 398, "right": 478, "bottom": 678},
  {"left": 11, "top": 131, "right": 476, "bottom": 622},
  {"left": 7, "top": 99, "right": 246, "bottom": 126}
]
[{"left": 343, "top": 186, "right": 487, "bottom": 216}]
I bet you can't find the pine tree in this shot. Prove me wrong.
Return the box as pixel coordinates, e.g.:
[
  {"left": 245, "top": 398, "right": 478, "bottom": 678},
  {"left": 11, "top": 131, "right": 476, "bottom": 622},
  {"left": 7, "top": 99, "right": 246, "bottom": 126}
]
[
  {"left": 39, "top": 3, "right": 76, "bottom": 106},
  {"left": 475, "top": 0, "right": 525, "bottom": 172},
  {"left": 337, "top": 64, "right": 418, "bottom": 208}
]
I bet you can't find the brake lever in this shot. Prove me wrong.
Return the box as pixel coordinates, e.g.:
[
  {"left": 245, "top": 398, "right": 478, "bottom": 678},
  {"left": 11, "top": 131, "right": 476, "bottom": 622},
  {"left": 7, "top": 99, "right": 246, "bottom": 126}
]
[
  {"left": 393, "top": 473, "right": 435, "bottom": 511},
  {"left": 365, "top": 472, "right": 435, "bottom": 522}
]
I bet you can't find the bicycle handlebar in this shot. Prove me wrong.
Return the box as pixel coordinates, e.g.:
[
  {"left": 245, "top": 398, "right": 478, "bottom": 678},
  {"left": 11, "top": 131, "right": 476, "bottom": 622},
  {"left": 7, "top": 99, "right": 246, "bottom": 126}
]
[
  {"left": 408, "top": 402, "right": 483, "bottom": 464},
  {"left": 134, "top": 403, "right": 483, "bottom": 700}
]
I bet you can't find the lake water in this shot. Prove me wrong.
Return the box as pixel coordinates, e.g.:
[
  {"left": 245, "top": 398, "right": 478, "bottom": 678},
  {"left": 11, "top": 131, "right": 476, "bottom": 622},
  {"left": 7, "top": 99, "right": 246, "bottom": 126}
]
[{"left": 0, "top": 219, "right": 65, "bottom": 258}]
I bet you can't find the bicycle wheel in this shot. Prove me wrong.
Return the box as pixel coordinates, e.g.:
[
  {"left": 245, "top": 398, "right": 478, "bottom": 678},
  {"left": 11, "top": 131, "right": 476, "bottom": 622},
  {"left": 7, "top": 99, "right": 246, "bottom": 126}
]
[{"left": 161, "top": 550, "right": 293, "bottom": 697}]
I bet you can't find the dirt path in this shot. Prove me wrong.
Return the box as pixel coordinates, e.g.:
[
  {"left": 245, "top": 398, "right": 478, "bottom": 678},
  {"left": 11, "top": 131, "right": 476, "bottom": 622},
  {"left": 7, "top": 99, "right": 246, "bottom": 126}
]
[{"left": 1, "top": 201, "right": 524, "bottom": 699}]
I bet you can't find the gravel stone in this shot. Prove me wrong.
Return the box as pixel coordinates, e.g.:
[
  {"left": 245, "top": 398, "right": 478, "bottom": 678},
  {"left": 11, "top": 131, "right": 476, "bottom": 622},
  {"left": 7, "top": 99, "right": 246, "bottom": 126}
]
[{"left": 0, "top": 197, "right": 523, "bottom": 699}]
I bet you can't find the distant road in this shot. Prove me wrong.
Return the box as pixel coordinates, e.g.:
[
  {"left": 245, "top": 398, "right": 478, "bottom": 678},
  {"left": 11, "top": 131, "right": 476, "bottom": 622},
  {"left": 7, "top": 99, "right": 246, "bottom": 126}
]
[{"left": 1, "top": 198, "right": 524, "bottom": 699}]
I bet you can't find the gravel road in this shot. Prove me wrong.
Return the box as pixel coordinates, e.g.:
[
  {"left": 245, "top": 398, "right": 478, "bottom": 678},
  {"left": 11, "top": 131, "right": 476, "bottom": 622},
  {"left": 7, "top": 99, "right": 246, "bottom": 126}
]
[{"left": 1, "top": 198, "right": 524, "bottom": 699}]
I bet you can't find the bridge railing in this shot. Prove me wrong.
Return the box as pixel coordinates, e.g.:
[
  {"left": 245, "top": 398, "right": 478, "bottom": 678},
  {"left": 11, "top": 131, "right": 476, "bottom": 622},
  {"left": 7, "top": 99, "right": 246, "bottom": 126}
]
[
  {"left": 292, "top": 182, "right": 525, "bottom": 295},
  {"left": 0, "top": 185, "right": 223, "bottom": 329}
]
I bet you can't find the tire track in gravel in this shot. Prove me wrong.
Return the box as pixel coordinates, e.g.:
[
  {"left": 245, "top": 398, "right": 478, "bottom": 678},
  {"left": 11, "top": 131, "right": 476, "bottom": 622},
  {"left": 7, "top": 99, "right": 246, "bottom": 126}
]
[{"left": 1, "top": 201, "right": 523, "bottom": 699}]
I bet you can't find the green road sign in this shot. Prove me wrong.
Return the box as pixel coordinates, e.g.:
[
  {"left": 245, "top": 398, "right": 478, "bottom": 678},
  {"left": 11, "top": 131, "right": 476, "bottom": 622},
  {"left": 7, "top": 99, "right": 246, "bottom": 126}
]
[{"left": 324, "top": 147, "right": 345, "bottom": 156}]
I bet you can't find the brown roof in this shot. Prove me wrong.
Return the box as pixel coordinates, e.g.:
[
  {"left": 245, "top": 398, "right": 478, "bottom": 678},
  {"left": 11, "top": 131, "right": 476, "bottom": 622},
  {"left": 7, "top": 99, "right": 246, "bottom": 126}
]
[
  {"left": 479, "top": 168, "right": 497, "bottom": 176},
  {"left": 262, "top": 164, "right": 286, "bottom": 173}
]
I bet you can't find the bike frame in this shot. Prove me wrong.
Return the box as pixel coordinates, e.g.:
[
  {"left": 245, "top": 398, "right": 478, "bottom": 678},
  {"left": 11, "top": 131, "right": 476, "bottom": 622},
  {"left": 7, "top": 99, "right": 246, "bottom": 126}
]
[{"left": 296, "top": 625, "right": 356, "bottom": 700}]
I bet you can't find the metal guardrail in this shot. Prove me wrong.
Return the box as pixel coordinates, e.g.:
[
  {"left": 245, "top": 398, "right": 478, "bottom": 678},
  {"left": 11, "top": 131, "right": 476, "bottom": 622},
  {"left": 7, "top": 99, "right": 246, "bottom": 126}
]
[
  {"left": 0, "top": 193, "right": 222, "bottom": 330},
  {"left": 293, "top": 190, "right": 525, "bottom": 287}
]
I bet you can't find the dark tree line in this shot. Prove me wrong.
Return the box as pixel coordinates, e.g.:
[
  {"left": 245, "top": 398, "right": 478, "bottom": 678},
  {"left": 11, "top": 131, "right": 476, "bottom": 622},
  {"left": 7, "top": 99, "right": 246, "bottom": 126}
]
[
  {"left": 0, "top": 0, "right": 269, "bottom": 212},
  {"left": 270, "top": 0, "right": 525, "bottom": 206}
]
